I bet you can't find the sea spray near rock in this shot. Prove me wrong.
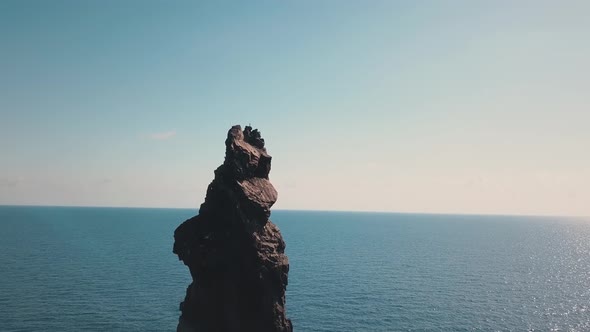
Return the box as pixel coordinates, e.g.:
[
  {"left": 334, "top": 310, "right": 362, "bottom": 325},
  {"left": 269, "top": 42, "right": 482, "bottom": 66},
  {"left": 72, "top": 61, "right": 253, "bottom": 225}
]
[{"left": 173, "top": 125, "right": 292, "bottom": 332}]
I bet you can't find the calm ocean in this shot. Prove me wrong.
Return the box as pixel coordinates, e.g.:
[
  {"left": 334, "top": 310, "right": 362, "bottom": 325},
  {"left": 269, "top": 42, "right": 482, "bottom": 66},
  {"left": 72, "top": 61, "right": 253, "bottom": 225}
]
[{"left": 0, "top": 206, "right": 589, "bottom": 331}]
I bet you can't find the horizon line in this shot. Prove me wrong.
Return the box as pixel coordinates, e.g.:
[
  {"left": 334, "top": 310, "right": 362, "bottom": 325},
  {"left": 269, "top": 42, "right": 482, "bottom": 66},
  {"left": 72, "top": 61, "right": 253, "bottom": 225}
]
[{"left": 0, "top": 204, "right": 587, "bottom": 219}]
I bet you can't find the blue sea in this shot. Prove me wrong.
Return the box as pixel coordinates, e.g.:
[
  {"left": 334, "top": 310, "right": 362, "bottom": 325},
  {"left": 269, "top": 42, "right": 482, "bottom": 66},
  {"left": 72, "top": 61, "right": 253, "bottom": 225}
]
[{"left": 1, "top": 206, "right": 589, "bottom": 331}]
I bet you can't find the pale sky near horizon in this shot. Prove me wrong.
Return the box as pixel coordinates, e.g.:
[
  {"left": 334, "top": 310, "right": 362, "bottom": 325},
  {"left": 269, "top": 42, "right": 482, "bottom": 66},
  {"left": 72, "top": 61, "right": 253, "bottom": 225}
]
[{"left": 1, "top": 1, "right": 589, "bottom": 216}]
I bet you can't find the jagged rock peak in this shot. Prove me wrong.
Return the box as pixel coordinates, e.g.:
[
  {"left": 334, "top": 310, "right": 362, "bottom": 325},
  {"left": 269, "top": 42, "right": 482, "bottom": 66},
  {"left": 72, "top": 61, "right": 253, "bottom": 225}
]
[{"left": 223, "top": 125, "right": 272, "bottom": 181}]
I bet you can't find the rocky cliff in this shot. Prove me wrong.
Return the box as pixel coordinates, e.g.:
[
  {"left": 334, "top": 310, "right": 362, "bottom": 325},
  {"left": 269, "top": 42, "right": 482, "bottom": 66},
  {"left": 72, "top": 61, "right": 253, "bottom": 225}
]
[{"left": 173, "top": 125, "right": 292, "bottom": 332}]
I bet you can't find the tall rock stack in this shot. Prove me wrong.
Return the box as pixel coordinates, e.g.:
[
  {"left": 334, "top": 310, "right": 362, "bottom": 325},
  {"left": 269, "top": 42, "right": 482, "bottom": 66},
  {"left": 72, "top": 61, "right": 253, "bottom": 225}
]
[{"left": 173, "top": 125, "right": 292, "bottom": 332}]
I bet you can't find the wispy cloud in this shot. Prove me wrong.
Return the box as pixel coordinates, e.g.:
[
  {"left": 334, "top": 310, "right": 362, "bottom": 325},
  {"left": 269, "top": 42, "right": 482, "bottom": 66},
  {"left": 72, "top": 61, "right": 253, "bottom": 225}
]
[
  {"left": 150, "top": 130, "right": 176, "bottom": 140},
  {"left": 0, "top": 177, "right": 22, "bottom": 187}
]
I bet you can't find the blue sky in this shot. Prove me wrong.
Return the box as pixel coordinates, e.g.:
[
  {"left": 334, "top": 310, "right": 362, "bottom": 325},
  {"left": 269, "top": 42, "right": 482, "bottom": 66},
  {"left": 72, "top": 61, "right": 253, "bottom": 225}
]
[{"left": 1, "top": 1, "right": 589, "bottom": 216}]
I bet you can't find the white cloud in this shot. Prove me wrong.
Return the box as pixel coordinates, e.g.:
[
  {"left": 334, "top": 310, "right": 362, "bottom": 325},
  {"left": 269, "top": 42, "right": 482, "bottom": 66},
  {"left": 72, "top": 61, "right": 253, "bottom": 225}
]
[{"left": 150, "top": 130, "right": 176, "bottom": 140}]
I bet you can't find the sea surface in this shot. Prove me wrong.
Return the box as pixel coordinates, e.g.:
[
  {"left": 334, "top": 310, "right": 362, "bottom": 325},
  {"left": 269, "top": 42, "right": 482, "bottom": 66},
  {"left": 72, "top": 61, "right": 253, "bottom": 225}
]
[{"left": 0, "top": 206, "right": 589, "bottom": 331}]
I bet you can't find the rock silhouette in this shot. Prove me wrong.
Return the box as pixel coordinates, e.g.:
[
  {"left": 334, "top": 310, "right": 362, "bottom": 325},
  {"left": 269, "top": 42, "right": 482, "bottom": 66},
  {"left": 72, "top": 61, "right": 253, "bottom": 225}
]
[{"left": 173, "top": 125, "right": 292, "bottom": 332}]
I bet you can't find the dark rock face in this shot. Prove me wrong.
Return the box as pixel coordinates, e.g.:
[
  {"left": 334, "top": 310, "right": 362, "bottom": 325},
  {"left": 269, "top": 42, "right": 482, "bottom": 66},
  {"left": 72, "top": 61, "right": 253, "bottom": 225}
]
[{"left": 173, "top": 125, "right": 292, "bottom": 332}]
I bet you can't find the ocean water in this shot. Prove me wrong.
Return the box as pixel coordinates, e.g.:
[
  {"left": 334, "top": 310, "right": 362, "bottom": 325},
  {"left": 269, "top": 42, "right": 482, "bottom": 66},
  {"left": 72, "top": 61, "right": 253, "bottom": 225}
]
[{"left": 0, "top": 206, "right": 589, "bottom": 331}]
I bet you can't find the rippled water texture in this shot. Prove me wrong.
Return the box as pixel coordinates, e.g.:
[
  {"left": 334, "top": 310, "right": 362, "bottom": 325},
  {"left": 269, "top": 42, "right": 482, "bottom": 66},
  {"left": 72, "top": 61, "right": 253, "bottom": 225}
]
[{"left": 1, "top": 206, "right": 589, "bottom": 331}]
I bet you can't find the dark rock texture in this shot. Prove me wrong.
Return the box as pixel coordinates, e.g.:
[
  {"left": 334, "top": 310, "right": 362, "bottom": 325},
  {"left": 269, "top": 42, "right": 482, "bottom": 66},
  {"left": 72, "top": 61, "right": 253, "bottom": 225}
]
[{"left": 173, "top": 125, "right": 292, "bottom": 332}]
